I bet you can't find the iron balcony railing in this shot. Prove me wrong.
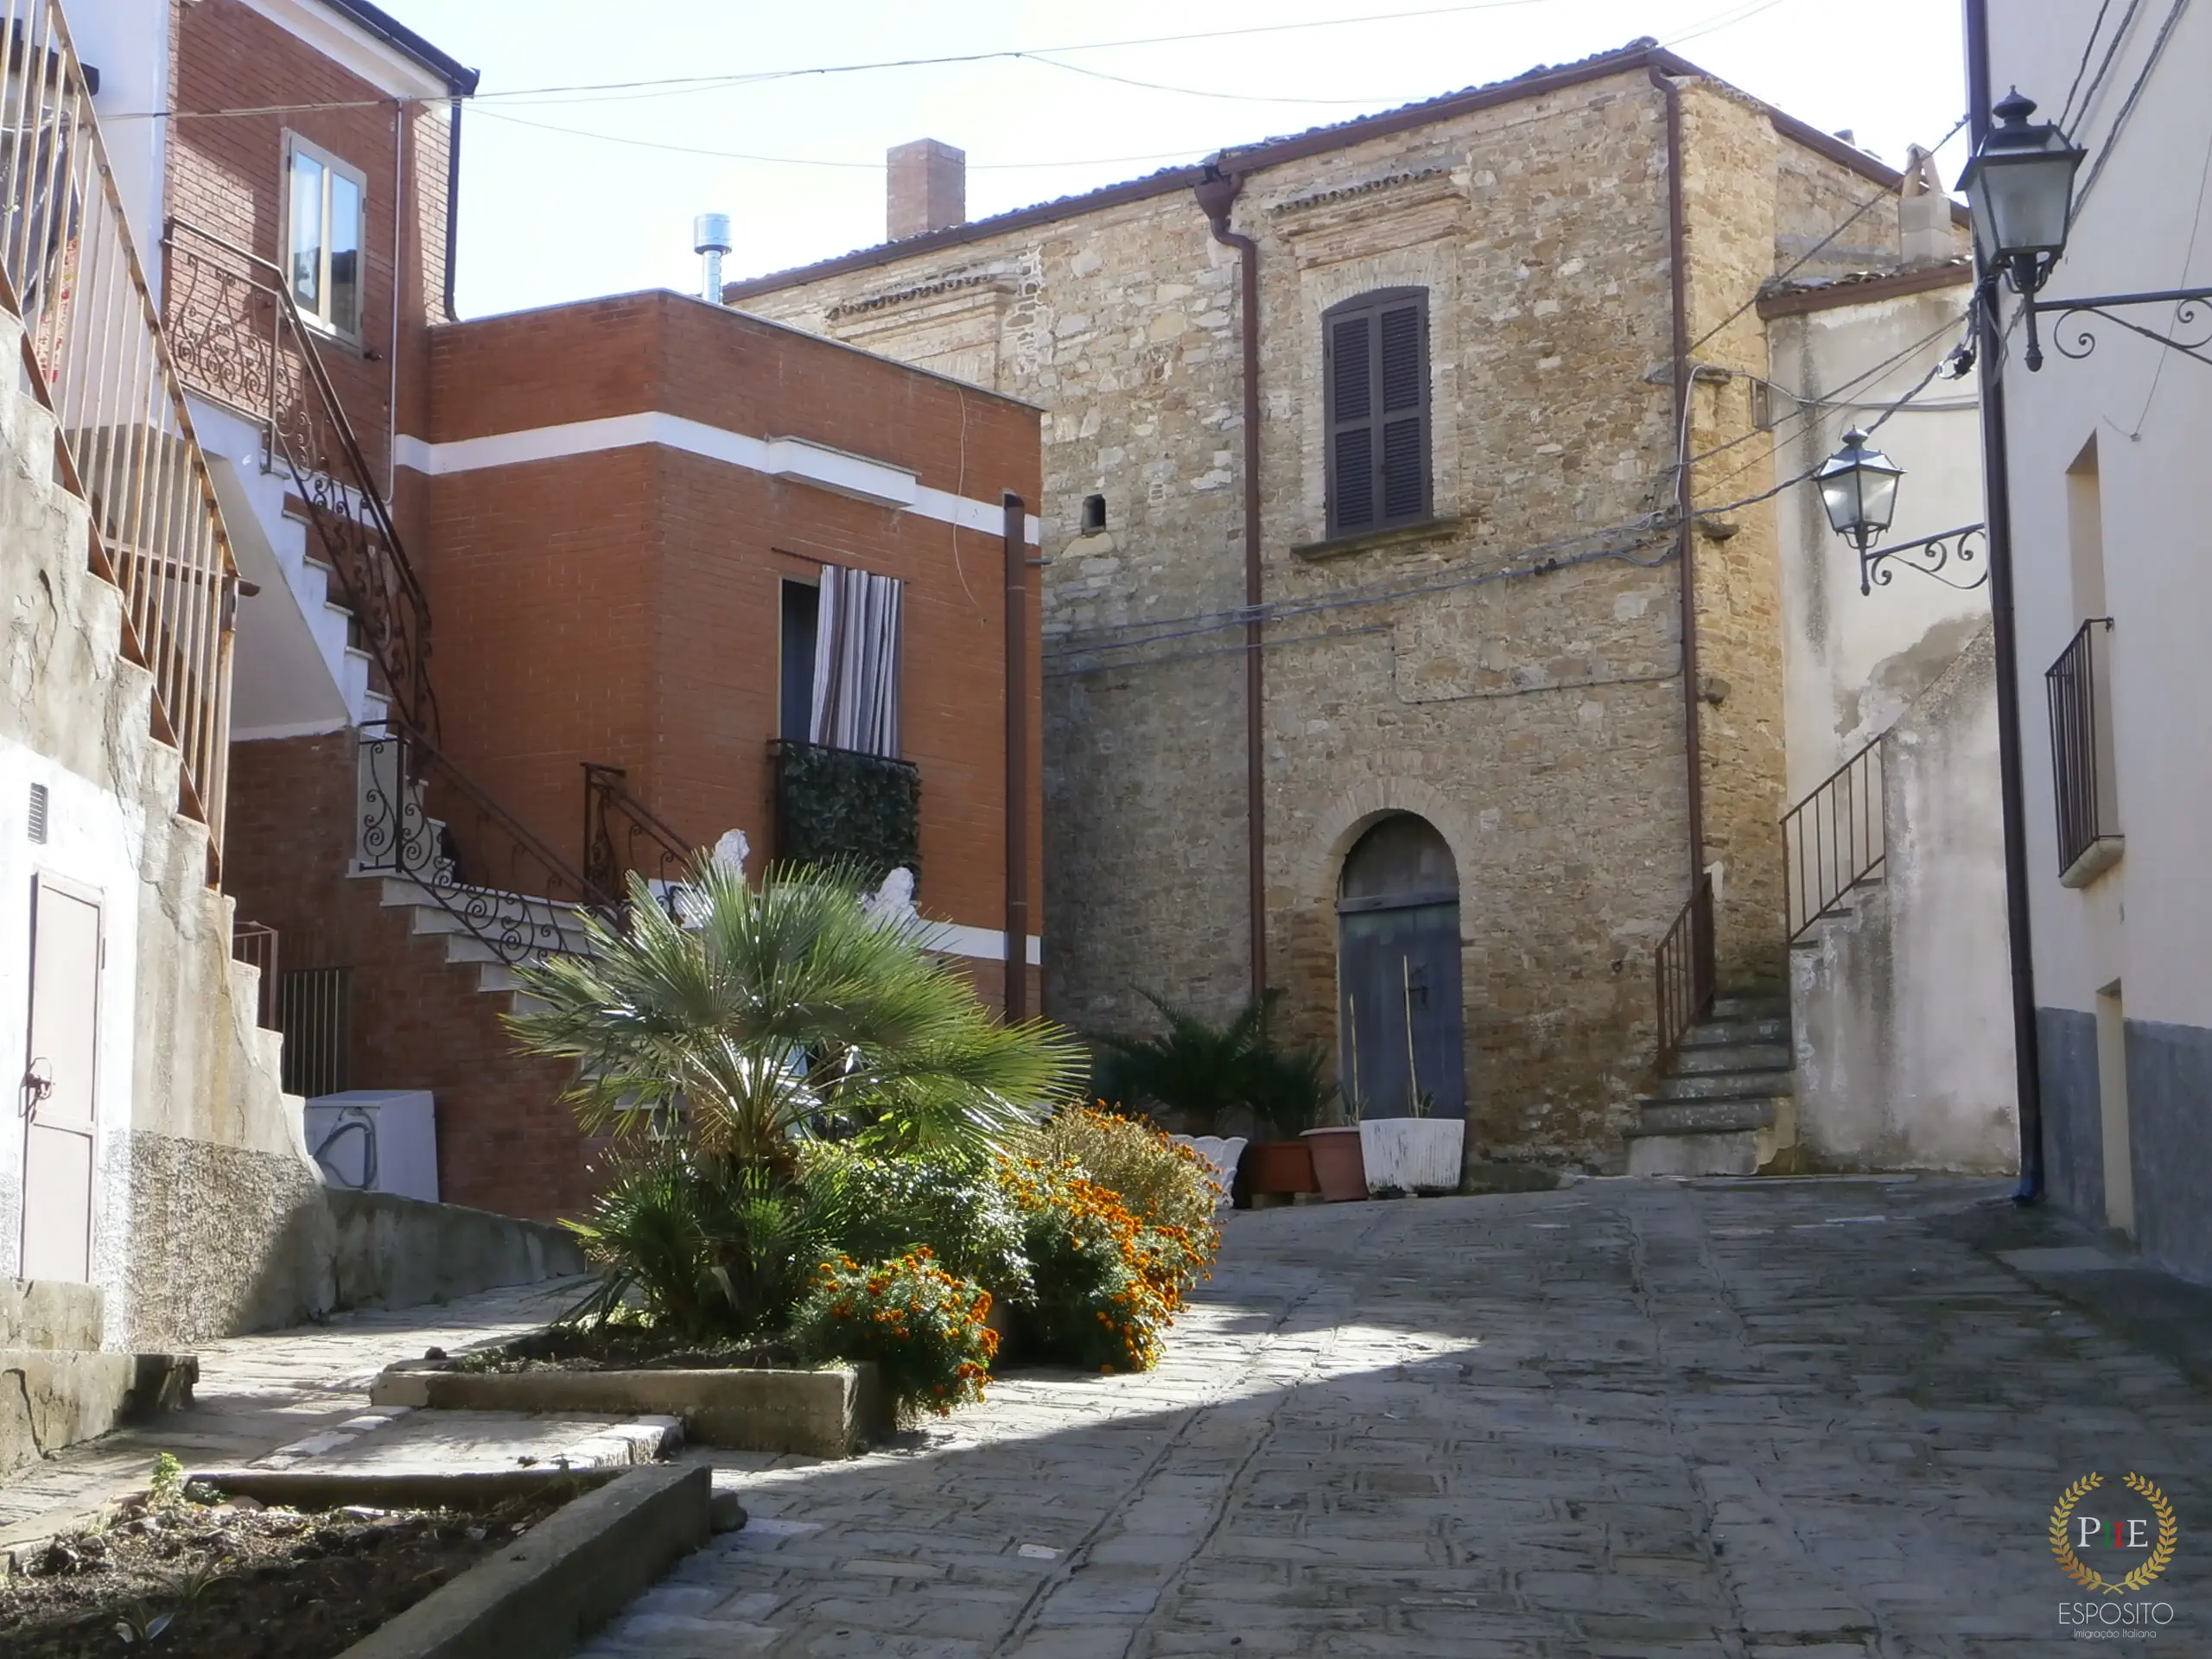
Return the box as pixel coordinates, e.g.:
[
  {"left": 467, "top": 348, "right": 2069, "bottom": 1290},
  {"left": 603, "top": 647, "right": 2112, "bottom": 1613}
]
[
  {"left": 770, "top": 738, "right": 922, "bottom": 886},
  {"left": 2046, "top": 617, "right": 2120, "bottom": 879},
  {"left": 231, "top": 919, "right": 279, "bottom": 1029},
  {"left": 1654, "top": 874, "right": 1716, "bottom": 1071},
  {"left": 1781, "top": 734, "right": 1885, "bottom": 943},
  {"left": 1, "top": 0, "right": 241, "bottom": 871},
  {"left": 161, "top": 216, "right": 438, "bottom": 744}
]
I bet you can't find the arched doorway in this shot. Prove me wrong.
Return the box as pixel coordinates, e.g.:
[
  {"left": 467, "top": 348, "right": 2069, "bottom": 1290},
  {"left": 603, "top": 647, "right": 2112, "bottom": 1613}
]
[{"left": 1337, "top": 814, "right": 1465, "bottom": 1120}]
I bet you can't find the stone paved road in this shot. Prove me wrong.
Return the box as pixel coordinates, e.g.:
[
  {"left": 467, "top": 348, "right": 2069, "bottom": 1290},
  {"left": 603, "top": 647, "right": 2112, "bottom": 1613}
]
[{"left": 588, "top": 1178, "right": 2212, "bottom": 1657}]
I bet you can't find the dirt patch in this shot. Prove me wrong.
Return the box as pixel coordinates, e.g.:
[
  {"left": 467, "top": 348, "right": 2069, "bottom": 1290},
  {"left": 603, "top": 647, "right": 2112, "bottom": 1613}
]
[
  {"left": 0, "top": 1490, "right": 569, "bottom": 1659},
  {"left": 452, "top": 1324, "right": 798, "bottom": 1374}
]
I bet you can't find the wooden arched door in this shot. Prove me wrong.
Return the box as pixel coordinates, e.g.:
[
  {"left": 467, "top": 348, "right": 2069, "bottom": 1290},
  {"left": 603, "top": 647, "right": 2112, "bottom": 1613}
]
[{"left": 1336, "top": 815, "right": 1465, "bottom": 1120}]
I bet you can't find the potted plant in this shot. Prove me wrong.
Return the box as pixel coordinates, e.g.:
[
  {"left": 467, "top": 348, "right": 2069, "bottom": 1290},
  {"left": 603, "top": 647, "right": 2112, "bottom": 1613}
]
[
  {"left": 1094, "top": 990, "right": 1329, "bottom": 1205},
  {"left": 1301, "top": 1093, "right": 1367, "bottom": 1204},
  {"left": 1359, "top": 1090, "right": 1465, "bottom": 1196}
]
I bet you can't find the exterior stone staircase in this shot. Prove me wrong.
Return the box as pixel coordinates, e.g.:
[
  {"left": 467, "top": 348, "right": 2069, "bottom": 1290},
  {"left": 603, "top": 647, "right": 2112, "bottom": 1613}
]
[{"left": 1625, "top": 989, "right": 1799, "bottom": 1176}]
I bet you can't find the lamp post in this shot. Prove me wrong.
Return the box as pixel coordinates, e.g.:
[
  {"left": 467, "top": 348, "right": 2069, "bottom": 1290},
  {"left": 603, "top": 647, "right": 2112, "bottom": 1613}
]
[
  {"left": 1959, "top": 86, "right": 2212, "bottom": 372},
  {"left": 1815, "top": 429, "right": 1986, "bottom": 595}
]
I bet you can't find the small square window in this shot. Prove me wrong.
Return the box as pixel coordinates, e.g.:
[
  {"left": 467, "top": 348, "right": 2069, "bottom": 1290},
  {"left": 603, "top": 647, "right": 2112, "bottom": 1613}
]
[{"left": 284, "top": 134, "right": 366, "bottom": 341}]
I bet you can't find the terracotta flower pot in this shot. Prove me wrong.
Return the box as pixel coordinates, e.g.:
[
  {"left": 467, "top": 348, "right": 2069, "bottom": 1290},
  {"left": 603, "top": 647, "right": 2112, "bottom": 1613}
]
[
  {"left": 1240, "top": 1138, "right": 1317, "bottom": 1198},
  {"left": 1300, "top": 1126, "right": 1368, "bottom": 1203}
]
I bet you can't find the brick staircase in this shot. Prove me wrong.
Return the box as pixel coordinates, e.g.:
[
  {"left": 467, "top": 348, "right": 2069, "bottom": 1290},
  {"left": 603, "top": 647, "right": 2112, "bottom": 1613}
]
[{"left": 1626, "top": 988, "right": 1798, "bottom": 1176}]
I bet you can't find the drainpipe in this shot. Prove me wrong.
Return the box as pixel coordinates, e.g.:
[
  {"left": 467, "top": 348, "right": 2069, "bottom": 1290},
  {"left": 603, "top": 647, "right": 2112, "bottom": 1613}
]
[
  {"left": 1003, "top": 491, "right": 1031, "bottom": 1024},
  {"left": 443, "top": 99, "right": 464, "bottom": 321},
  {"left": 1648, "top": 65, "right": 1707, "bottom": 894},
  {"left": 1195, "top": 161, "right": 1268, "bottom": 1005},
  {"left": 1964, "top": 0, "right": 2046, "bottom": 1201}
]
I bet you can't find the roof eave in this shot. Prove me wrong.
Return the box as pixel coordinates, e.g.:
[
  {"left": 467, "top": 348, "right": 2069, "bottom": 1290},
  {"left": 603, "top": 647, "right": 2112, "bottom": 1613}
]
[{"left": 320, "top": 0, "right": 480, "bottom": 94}]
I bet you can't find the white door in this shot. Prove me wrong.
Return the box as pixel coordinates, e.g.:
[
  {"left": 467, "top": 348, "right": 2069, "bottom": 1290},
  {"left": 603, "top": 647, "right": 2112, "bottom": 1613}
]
[{"left": 21, "top": 874, "right": 100, "bottom": 1282}]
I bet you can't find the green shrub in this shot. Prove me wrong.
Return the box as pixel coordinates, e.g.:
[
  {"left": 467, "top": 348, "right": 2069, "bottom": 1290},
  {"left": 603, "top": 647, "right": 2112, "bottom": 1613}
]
[
  {"left": 995, "top": 1159, "right": 1215, "bottom": 1373},
  {"left": 561, "top": 1144, "right": 852, "bottom": 1340},
  {"left": 791, "top": 1249, "right": 997, "bottom": 1419},
  {"left": 802, "top": 1145, "right": 1032, "bottom": 1304},
  {"left": 1093, "top": 989, "right": 1335, "bottom": 1139},
  {"left": 1039, "top": 1105, "right": 1220, "bottom": 1235}
]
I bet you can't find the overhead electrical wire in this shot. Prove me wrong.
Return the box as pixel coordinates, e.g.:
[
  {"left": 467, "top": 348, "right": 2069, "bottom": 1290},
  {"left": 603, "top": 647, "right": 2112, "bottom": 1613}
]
[{"left": 2057, "top": 0, "right": 2123, "bottom": 130}]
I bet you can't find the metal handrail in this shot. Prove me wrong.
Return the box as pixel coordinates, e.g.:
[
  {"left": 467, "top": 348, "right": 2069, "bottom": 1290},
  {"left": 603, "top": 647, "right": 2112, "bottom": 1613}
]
[
  {"left": 1781, "top": 734, "right": 1885, "bottom": 942},
  {"left": 160, "top": 215, "right": 438, "bottom": 744},
  {"left": 1, "top": 0, "right": 240, "bottom": 872},
  {"left": 231, "top": 919, "right": 279, "bottom": 1028},
  {"left": 359, "top": 725, "right": 609, "bottom": 964},
  {"left": 2046, "top": 617, "right": 2116, "bottom": 875},
  {"left": 582, "top": 762, "right": 693, "bottom": 906},
  {"left": 1655, "top": 874, "right": 1716, "bottom": 1071}
]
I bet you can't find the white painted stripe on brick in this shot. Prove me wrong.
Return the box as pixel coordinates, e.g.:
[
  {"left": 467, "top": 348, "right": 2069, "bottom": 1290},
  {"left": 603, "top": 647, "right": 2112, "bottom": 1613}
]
[
  {"left": 393, "top": 416, "right": 1040, "bottom": 543},
  {"left": 922, "top": 922, "right": 1044, "bottom": 967}
]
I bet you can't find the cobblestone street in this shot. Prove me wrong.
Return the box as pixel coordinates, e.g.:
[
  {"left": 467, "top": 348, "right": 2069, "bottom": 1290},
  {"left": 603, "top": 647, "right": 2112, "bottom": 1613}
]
[{"left": 589, "top": 1178, "right": 2212, "bottom": 1657}]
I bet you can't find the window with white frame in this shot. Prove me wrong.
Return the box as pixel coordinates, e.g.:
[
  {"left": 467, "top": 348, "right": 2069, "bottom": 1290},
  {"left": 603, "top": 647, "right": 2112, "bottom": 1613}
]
[{"left": 284, "top": 134, "right": 365, "bottom": 340}]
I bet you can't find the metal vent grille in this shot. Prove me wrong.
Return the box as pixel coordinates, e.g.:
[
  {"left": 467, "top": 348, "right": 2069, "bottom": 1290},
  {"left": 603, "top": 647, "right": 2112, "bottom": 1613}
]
[{"left": 27, "top": 783, "right": 48, "bottom": 843}]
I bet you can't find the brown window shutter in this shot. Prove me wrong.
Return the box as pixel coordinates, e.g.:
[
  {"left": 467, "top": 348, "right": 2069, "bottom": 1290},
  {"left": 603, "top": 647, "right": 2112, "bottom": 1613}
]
[{"left": 1325, "top": 289, "right": 1429, "bottom": 537}]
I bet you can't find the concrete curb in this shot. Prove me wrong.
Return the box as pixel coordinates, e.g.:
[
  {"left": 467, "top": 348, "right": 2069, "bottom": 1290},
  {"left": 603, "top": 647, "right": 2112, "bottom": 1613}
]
[
  {"left": 333, "top": 1463, "right": 710, "bottom": 1659},
  {"left": 180, "top": 1467, "right": 634, "bottom": 1510},
  {"left": 371, "top": 1362, "right": 889, "bottom": 1457}
]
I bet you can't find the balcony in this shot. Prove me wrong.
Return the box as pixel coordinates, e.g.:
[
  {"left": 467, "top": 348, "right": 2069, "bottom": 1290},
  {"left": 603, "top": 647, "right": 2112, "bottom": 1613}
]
[
  {"left": 2045, "top": 617, "right": 2122, "bottom": 888},
  {"left": 770, "top": 740, "right": 921, "bottom": 886}
]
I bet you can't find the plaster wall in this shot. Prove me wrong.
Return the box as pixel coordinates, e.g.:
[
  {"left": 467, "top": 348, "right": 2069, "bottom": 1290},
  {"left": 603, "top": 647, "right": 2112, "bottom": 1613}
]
[
  {"left": 0, "top": 307, "right": 330, "bottom": 1348},
  {"left": 1768, "top": 289, "right": 1989, "bottom": 798},
  {"left": 1789, "top": 627, "right": 2016, "bottom": 1171},
  {"left": 1986, "top": 0, "right": 2212, "bottom": 1279}
]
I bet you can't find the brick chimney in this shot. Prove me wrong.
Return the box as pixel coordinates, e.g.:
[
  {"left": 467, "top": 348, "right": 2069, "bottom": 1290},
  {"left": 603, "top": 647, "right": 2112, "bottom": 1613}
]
[
  {"left": 1898, "top": 144, "right": 1950, "bottom": 266},
  {"left": 887, "top": 138, "right": 965, "bottom": 241}
]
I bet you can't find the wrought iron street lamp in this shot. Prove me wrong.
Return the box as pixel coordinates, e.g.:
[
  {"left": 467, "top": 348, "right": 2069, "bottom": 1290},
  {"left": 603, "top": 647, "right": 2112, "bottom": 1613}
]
[
  {"left": 1816, "top": 429, "right": 1986, "bottom": 595},
  {"left": 1960, "top": 87, "right": 2212, "bottom": 371}
]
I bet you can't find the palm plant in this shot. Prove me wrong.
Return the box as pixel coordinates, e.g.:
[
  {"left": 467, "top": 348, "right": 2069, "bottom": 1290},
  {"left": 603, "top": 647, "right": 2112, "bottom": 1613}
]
[
  {"left": 1094, "top": 989, "right": 1336, "bottom": 1139},
  {"left": 509, "top": 855, "right": 1084, "bottom": 1170}
]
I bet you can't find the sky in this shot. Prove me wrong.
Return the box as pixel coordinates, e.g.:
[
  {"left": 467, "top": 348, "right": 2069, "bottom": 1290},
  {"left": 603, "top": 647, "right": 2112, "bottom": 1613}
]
[{"left": 371, "top": 0, "right": 1973, "bottom": 321}]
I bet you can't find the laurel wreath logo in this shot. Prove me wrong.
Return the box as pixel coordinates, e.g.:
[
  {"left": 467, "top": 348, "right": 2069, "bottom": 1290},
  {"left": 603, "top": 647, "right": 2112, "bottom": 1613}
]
[{"left": 2050, "top": 1471, "right": 2179, "bottom": 1594}]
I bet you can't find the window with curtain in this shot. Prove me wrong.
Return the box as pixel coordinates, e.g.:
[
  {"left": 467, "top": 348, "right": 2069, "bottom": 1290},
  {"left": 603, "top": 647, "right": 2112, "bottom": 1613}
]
[
  {"left": 1324, "top": 288, "right": 1431, "bottom": 537},
  {"left": 284, "top": 133, "right": 365, "bottom": 340},
  {"left": 810, "top": 564, "right": 905, "bottom": 757}
]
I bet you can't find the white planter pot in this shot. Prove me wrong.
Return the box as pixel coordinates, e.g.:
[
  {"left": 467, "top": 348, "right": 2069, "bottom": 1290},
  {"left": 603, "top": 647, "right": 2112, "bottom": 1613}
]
[
  {"left": 1358, "top": 1118, "right": 1465, "bottom": 1196},
  {"left": 1169, "top": 1135, "right": 1248, "bottom": 1211}
]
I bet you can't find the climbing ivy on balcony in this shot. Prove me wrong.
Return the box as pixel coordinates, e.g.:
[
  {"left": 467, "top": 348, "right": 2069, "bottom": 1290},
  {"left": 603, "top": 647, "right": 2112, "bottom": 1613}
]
[{"left": 772, "top": 740, "right": 922, "bottom": 889}]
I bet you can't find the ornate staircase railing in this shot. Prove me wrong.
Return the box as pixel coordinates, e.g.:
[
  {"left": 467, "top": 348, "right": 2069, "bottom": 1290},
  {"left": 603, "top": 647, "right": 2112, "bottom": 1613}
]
[
  {"left": 1781, "top": 734, "right": 1885, "bottom": 944},
  {"left": 160, "top": 216, "right": 437, "bottom": 744},
  {"left": 359, "top": 725, "right": 611, "bottom": 964},
  {"left": 1655, "top": 874, "right": 1716, "bottom": 1071},
  {"left": 1, "top": 0, "right": 242, "bottom": 871},
  {"left": 582, "top": 762, "right": 693, "bottom": 918}
]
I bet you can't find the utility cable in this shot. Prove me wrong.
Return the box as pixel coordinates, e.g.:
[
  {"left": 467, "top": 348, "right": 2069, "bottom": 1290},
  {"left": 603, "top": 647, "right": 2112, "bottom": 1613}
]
[
  {"left": 2063, "top": 0, "right": 2150, "bottom": 135},
  {"left": 2070, "top": 0, "right": 2195, "bottom": 218},
  {"left": 2059, "top": 0, "right": 2124, "bottom": 130}
]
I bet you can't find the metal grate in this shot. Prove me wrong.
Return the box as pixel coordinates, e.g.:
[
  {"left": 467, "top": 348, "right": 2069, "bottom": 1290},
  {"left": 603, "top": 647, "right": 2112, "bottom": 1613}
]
[
  {"left": 27, "top": 781, "right": 47, "bottom": 842},
  {"left": 277, "top": 965, "right": 350, "bottom": 1098},
  {"left": 230, "top": 920, "right": 279, "bottom": 1029},
  {"left": 2046, "top": 618, "right": 2118, "bottom": 877}
]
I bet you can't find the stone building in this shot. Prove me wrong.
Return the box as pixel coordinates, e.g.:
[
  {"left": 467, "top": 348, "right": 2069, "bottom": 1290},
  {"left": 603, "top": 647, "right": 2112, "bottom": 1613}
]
[{"left": 729, "top": 40, "right": 1971, "bottom": 1169}]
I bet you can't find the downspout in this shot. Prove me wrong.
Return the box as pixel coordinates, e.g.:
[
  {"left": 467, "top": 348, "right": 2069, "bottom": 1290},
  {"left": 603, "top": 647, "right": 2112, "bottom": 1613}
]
[
  {"left": 1648, "top": 64, "right": 1707, "bottom": 893},
  {"left": 1002, "top": 491, "right": 1031, "bottom": 1024},
  {"left": 1964, "top": 0, "right": 2046, "bottom": 1201},
  {"left": 442, "top": 97, "right": 464, "bottom": 321},
  {"left": 1195, "top": 161, "right": 1268, "bottom": 1004}
]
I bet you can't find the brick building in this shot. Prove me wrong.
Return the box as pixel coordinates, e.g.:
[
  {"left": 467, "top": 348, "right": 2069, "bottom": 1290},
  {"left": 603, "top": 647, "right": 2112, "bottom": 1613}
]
[
  {"left": 730, "top": 40, "right": 1971, "bottom": 1172},
  {"left": 81, "top": 0, "right": 1042, "bottom": 1220}
]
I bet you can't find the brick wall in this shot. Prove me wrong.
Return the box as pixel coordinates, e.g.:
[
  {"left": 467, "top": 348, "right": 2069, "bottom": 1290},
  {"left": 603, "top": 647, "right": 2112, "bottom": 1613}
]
[
  {"left": 167, "top": 0, "right": 454, "bottom": 495},
  {"left": 421, "top": 292, "right": 1044, "bottom": 950},
  {"left": 223, "top": 734, "right": 595, "bottom": 1220}
]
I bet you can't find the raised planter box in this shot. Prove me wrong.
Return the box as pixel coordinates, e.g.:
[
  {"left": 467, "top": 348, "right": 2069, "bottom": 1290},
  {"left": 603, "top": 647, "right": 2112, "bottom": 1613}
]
[
  {"left": 371, "top": 1361, "right": 889, "bottom": 1459},
  {"left": 1359, "top": 1117, "right": 1465, "bottom": 1196},
  {"left": 333, "top": 1464, "right": 710, "bottom": 1659}
]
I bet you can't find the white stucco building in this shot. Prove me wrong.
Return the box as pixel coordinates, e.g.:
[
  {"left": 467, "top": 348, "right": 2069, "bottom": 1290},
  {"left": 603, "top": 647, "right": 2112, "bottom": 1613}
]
[{"left": 1975, "top": 0, "right": 2212, "bottom": 1281}]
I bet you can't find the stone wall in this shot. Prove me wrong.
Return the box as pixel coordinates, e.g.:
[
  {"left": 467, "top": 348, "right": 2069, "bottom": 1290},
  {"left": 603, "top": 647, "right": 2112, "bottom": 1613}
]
[{"left": 738, "top": 63, "right": 1940, "bottom": 1166}]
